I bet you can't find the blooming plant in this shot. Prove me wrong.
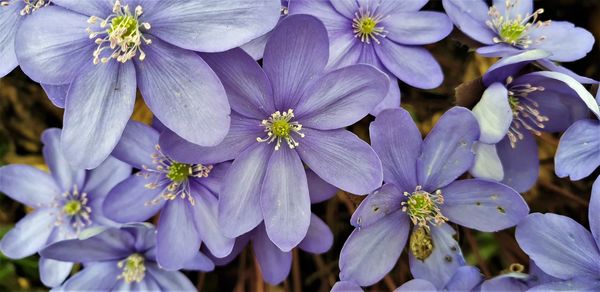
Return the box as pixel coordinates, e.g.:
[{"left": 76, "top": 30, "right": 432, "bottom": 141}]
[{"left": 0, "top": 0, "right": 598, "bottom": 291}]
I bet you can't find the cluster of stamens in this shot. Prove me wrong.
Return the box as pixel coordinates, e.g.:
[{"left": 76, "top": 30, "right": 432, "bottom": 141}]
[
  {"left": 352, "top": 5, "right": 387, "bottom": 44},
  {"left": 139, "top": 145, "right": 213, "bottom": 206},
  {"left": 257, "top": 109, "right": 304, "bottom": 150},
  {"left": 401, "top": 186, "right": 448, "bottom": 230},
  {"left": 0, "top": 0, "right": 49, "bottom": 15},
  {"left": 117, "top": 254, "right": 146, "bottom": 283},
  {"left": 51, "top": 185, "right": 92, "bottom": 235},
  {"left": 505, "top": 76, "right": 548, "bottom": 148},
  {"left": 86, "top": 0, "right": 151, "bottom": 64},
  {"left": 486, "top": 0, "right": 550, "bottom": 48}
]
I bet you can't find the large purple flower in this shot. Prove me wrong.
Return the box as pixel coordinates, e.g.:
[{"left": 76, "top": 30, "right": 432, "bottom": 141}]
[
  {"left": 103, "top": 120, "right": 234, "bottom": 270},
  {"left": 0, "top": 128, "right": 131, "bottom": 287},
  {"left": 161, "top": 15, "right": 387, "bottom": 251},
  {"left": 468, "top": 50, "right": 596, "bottom": 192},
  {"left": 443, "top": 0, "right": 594, "bottom": 62},
  {"left": 515, "top": 176, "right": 600, "bottom": 290},
  {"left": 14, "top": 0, "right": 281, "bottom": 169},
  {"left": 555, "top": 92, "right": 600, "bottom": 181},
  {"left": 290, "top": 0, "right": 453, "bottom": 114},
  {"left": 338, "top": 107, "right": 529, "bottom": 287},
  {"left": 39, "top": 224, "right": 212, "bottom": 291}
]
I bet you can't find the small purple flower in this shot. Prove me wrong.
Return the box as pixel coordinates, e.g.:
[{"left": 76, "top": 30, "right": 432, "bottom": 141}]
[
  {"left": 515, "top": 176, "right": 600, "bottom": 290},
  {"left": 207, "top": 170, "right": 337, "bottom": 285},
  {"left": 443, "top": 0, "right": 594, "bottom": 62},
  {"left": 39, "top": 224, "right": 212, "bottom": 291},
  {"left": 290, "top": 0, "right": 453, "bottom": 114},
  {"left": 0, "top": 128, "right": 131, "bottom": 287},
  {"left": 338, "top": 107, "right": 529, "bottom": 287},
  {"left": 555, "top": 92, "right": 600, "bottom": 181},
  {"left": 103, "top": 120, "right": 234, "bottom": 271},
  {"left": 479, "top": 261, "right": 558, "bottom": 291},
  {"left": 468, "top": 50, "right": 597, "bottom": 192},
  {"left": 161, "top": 15, "right": 387, "bottom": 251},
  {"left": 14, "top": 0, "right": 281, "bottom": 169}
]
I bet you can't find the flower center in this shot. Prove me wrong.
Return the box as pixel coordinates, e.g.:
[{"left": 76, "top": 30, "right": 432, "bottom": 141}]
[
  {"left": 86, "top": 0, "right": 151, "bottom": 64},
  {"left": 486, "top": 0, "right": 550, "bottom": 48},
  {"left": 140, "top": 145, "right": 213, "bottom": 206},
  {"left": 352, "top": 7, "right": 386, "bottom": 44},
  {"left": 409, "top": 226, "right": 434, "bottom": 261},
  {"left": 401, "top": 186, "right": 447, "bottom": 229},
  {"left": 117, "top": 253, "right": 145, "bottom": 283},
  {"left": 63, "top": 199, "right": 82, "bottom": 216},
  {"left": 54, "top": 185, "right": 92, "bottom": 234},
  {"left": 257, "top": 109, "right": 304, "bottom": 150},
  {"left": 505, "top": 76, "right": 548, "bottom": 148}
]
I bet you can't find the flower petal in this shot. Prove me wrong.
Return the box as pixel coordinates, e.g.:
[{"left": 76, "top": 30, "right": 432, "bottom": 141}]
[
  {"left": 297, "top": 128, "right": 382, "bottom": 195},
  {"left": 39, "top": 228, "right": 133, "bottom": 262},
  {"left": 472, "top": 83, "right": 512, "bottom": 144},
  {"left": 475, "top": 43, "right": 521, "bottom": 58},
  {"left": 330, "top": 1, "right": 356, "bottom": 18},
  {"left": 529, "top": 279, "right": 600, "bottom": 291},
  {"left": 331, "top": 281, "right": 363, "bottom": 292},
  {"left": 83, "top": 156, "right": 131, "bottom": 197},
  {"left": 62, "top": 60, "right": 136, "bottom": 169},
  {"left": 371, "top": 77, "right": 401, "bottom": 116},
  {"left": 339, "top": 210, "right": 410, "bottom": 286},
  {"left": 350, "top": 183, "right": 404, "bottom": 228},
  {"left": 496, "top": 134, "right": 539, "bottom": 192},
  {"left": 145, "top": 263, "right": 196, "bottom": 291},
  {"left": 201, "top": 48, "right": 275, "bottom": 119},
  {"left": 263, "top": 14, "right": 329, "bottom": 109},
  {"left": 40, "top": 83, "right": 69, "bottom": 108},
  {"left": 515, "top": 213, "right": 600, "bottom": 279},
  {"left": 112, "top": 121, "right": 159, "bottom": 169},
  {"left": 136, "top": 38, "right": 230, "bottom": 147},
  {"left": 307, "top": 170, "right": 338, "bottom": 204},
  {"left": 383, "top": 11, "right": 453, "bottom": 45},
  {"left": 182, "top": 252, "right": 215, "bottom": 272},
  {"left": 143, "top": 0, "right": 280, "bottom": 52},
  {"left": 39, "top": 257, "right": 73, "bottom": 288},
  {"left": 409, "top": 223, "right": 465, "bottom": 289},
  {"left": 15, "top": 6, "right": 95, "bottom": 84},
  {"left": 529, "top": 21, "right": 595, "bottom": 62},
  {"left": 219, "top": 143, "right": 272, "bottom": 238},
  {"left": 554, "top": 120, "right": 600, "bottom": 180},
  {"left": 295, "top": 64, "right": 389, "bottom": 130},
  {"left": 470, "top": 143, "right": 504, "bottom": 181},
  {"left": 395, "top": 279, "right": 436, "bottom": 291},
  {"left": 190, "top": 184, "right": 234, "bottom": 258},
  {"left": 482, "top": 50, "right": 551, "bottom": 86},
  {"left": 441, "top": 0, "right": 495, "bottom": 45},
  {"left": 590, "top": 177, "right": 600, "bottom": 249},
  {"left": 156, "top": 199, "right": 201, "bottom": 270},
  {"left": 445, "top": 266, "right": 483, "bottom": 291},
  {"left": 441, "top": 179, "right": 529, "bottom": 232},
  {"left": 377, "top": 0, "right": 428, "bottom": 13},
  {"left": 103, "top": 174, "right": 165, "bottom": 223},
  {"left": 370, "top": 108, "right": 421, "bottom": 191},
  {"left": 51, "top": 0, "right": 113, "bottom": 16},
  {"left": 417, "top": 107, "right": 479, "bottom": 190},
  {"left": 60, "top": 262, "right": 120, "bottom": 291},
  {"left": 0, "top": 208, "right": 54, "bottom": 258},
  {"left": 0, "top": 3, "right": 20, "bottom": 77},
  {"left": 298, "top": 214, "right": 333, "bottom": 254},
  {"left": 0, "top": 165, "right": 59, "bottom": 206},
  {"left": 261, "top": 147, "right": 310, "bottom": 251},
  {"left": 374, "top": 39, "right": 443, "bottom": 89},
  {"left": 253, "top": 225, "right": 292, "bottom": 285}
]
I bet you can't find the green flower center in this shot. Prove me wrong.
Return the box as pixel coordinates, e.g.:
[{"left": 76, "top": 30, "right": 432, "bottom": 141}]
[
  {"left": 108, "top": 15, "right": 138, "bottom": 38},
  {"left": 117, "top": 254, "right": 145, "bottom": 283},
  {"left": 487, "top": 2, "right": 549, "bottom": 48},
  {"left": 166, "top": 162, "right": 192, "bottom": 183},
  {"left": 358, "top": 17, "right": 377, "bottom": 35},
  {"left": 257, "top": 109, "right": 304, "bottom": 150},
  {"left": 352, "top": 8, "right": 386, "bottom": 44},
  {"left": 272, "top": 120, "right": 292, "bottom": 138},
  {"left": 499, "top": 21, "right": 526, "bottom": 44},
  {"left": 402, "top": 186, "right": 447, "bottom": 229},
  {"left": 63, "top": 200, "right": 82, "bottom": 216}
]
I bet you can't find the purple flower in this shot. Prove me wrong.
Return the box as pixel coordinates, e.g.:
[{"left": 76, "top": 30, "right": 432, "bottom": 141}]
[
  {"left": 207, "top": 170, "right": 337, "bottom": 285},
  {"left": 39, "top": 224, "right": 212, "bottom": 291},
  {"left": 479, "top": 261, "right": 558, "bottom": 291},
  {"left": 290, "top": 0, "right": 453, "bottom": 114},
  {"left": 14, "top": 0, "right": 281, "bottom": 169},
  {"left": 161, "top": 15, "right": 387, "bottom": 251},
  {"left": 443, "top": 0, "right": 594, "bottom": 62},
  {"left": 102, "top": 120, "right": 234, "bottom": 270},
  {"left": 469, "top": 50, "right": 597, "bottom": 192},
  {"left": 338, "top": 107, "right": 529, "bottom": 287},
  {"left": 555, "top": 92, "right": 600, "bottom": 181},
  {"left": 515, "top": 176, "right": 600, "bottom": 290},
  {"left": 0, "top": 128, "right": 131, "bottom": 287}
]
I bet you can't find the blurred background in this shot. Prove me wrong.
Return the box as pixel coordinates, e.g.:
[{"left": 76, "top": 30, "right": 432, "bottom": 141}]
[{"left": 1, "top": 0, "right": 599, "bottom": 291}]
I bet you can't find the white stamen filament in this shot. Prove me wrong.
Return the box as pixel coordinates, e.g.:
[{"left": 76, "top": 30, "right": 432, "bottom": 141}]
[{"left": 506, "top": 76, "right": 548, "bottom": 148}]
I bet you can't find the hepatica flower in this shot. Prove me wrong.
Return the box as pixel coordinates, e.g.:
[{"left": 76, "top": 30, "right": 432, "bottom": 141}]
[
  {"left": 515, "top": 177, "right": 600, "bottom": 290},
  {"left": 40, "top": 224, "right": 212, "bottom": 291},
  {"left": 443, "top": 0, "right": 594, "bottom": 62},
  {"left": 290, "top": 0, "right": 453, "bottom": 114},
  {"left": 0, "top": 128, "right": 131, "bottom": 287},
  {"left": 161, "top": 15, "right": 387, "bottom": 252},
  {"left": 102, "top": 121, "right": 234, "bottom": 270},
  {"left": 469, "top": 50, "right": 597, "bottom": 192},
  {"left": 14, "top": 0, "right": 281, "bottom": 169},
  {"left": 555, "top": 92, "right": 600, "bottom": 181},
  {"left": 339, "top": 107, "right": 528, "bottom": 287}
]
